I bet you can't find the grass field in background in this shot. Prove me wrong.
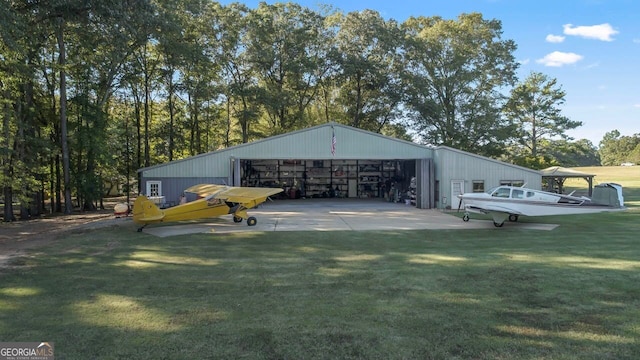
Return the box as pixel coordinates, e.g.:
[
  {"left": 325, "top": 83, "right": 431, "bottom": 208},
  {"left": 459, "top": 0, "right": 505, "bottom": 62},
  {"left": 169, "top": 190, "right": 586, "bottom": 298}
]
[
  {"left": 570, "top": 166, "right": 639, "bottom": 184},
  {"left": 564, "top": 166, "right": 640, "bottom": 205},
  {"left": 1, "top": 168, "right": 638, "bottom": 359}
]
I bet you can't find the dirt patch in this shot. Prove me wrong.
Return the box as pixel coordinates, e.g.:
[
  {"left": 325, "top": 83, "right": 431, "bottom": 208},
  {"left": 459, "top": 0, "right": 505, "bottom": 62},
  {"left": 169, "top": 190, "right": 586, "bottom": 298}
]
[{"left": 0, "top": 210, "right": 130, "bottom": 269}]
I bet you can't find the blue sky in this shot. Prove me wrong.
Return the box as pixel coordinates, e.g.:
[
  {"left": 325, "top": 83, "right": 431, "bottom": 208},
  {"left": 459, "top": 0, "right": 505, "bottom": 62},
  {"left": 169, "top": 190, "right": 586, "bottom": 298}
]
[{"left": 221, "top": 0, "right": 639, "bottom": 145}]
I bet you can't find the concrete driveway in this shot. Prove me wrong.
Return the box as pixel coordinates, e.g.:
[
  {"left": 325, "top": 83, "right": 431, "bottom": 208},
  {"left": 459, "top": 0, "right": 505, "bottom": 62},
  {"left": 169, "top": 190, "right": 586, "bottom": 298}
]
[{"left": 142, "top": 199, "right": 557, "bottom": 237}]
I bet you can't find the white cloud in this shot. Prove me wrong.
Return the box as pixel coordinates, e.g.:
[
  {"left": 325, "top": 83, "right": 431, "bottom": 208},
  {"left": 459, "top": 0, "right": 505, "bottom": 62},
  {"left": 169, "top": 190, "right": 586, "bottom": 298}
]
[
  {"left": 582, "top": 62, "right": 600, "bottom": 70},
  {"left": 546, "top": 34, "right": 565, "bottom": 43},
  {"left": 563, "top": 23, "right": 618, "bottom": 41},
  {"left": 536, "top": 51, "right": 584, "bottom": 67},
  {"left": 519, "top": 58, "right": 530, "bottom": 65},
  {"left": 634, "top": 39, "right": 640, "bottom": 44},
  {"left": 634, "top": 104, "right": 640, "bottom": 108}
]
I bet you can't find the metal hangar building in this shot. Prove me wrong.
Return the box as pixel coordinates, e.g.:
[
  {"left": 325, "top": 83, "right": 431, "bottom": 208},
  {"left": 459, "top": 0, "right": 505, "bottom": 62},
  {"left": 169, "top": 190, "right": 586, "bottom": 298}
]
[{"left": 138, "top": 123, "right": 541, "bottom": 209}]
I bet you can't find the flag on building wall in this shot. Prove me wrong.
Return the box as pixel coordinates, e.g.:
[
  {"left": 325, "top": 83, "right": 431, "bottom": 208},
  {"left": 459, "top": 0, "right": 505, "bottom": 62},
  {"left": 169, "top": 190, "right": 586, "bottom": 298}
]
[{"left": 331, "top": 126, "right": 336, "bottom": 156}]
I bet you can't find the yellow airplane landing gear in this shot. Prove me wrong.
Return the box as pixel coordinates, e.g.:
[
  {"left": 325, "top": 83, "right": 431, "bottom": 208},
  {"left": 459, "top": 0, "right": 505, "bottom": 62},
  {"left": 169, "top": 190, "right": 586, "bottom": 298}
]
[
  {"left": 232, "top": 209, "right": 257, "bottom": 226},
  {"left": 232, "top": 215, "right": 257, "bottom": 226}
]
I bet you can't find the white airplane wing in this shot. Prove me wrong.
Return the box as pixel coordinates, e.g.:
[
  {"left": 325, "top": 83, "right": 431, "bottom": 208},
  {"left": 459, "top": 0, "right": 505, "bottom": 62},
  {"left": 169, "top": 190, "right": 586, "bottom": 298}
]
[
  {"left": 464, "top": 203, "right": 522, "bottom": 227},
  {"left": 466, "top": 203, "right": 523, "bottom": 216}
]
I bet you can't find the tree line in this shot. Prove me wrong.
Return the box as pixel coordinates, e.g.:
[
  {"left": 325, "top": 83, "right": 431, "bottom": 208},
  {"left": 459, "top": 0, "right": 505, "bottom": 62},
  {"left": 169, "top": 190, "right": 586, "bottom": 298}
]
[
  {"left": 598, "top": 131, "right": 640, "bottom": 166},
  {"left": 0, "top": 0, "right": 627, "bottom": 220}
]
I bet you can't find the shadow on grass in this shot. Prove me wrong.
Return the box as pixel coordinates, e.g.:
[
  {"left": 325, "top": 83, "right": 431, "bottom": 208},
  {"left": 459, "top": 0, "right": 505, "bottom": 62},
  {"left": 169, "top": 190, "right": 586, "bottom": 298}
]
[{"left": 1, "top": 212, "right": 639, "bottom": 359}]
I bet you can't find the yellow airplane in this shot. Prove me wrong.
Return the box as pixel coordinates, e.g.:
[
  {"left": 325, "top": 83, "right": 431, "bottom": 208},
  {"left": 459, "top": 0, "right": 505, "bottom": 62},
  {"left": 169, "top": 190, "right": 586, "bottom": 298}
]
[{"left": 132, "top": 184, "right": 283, "bottom": 232}]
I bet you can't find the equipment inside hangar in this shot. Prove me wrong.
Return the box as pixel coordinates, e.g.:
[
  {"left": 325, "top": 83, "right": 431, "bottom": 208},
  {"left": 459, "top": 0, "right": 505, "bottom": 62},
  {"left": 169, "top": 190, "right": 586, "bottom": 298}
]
[{"left": 240, "top": 159, "right": 417, "bottom": 204}]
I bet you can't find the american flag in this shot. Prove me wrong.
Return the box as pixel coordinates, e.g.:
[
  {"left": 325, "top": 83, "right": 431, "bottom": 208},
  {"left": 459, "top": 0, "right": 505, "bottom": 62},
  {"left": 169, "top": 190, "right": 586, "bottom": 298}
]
[{"left": 331, "top": 126, "right": 336, "bottom": 156}]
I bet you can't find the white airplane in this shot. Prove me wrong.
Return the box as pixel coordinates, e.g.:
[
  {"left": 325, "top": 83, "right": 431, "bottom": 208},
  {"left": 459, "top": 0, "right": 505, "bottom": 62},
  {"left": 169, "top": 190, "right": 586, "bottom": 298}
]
[{"left": 457, "top": 183, "right": 626, "bottom": 227}]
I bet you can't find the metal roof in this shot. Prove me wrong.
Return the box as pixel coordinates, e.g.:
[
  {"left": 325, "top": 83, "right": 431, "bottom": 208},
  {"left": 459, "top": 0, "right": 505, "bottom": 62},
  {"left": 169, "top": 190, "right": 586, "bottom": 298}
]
[
  {"left": 435, "top": 146, "right": 542, "bottom": 175},
  {"left": 540, "top": 166, "right": 595, "bottom": 177},
  {"left": 139, "top": 122, "right": 434, "bottom": 175}
]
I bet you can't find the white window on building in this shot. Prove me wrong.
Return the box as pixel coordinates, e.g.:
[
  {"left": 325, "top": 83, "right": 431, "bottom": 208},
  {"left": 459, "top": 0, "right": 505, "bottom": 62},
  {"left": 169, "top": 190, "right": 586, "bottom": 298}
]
[
  {"left": 472, "top": 180, "right": 485, "bottom": 193},
  {"left": 147, "top": 181, "right": 162, "bottom": 197},
  {"left": 500, "top": 180, "right": 524, "bottom": 187}
]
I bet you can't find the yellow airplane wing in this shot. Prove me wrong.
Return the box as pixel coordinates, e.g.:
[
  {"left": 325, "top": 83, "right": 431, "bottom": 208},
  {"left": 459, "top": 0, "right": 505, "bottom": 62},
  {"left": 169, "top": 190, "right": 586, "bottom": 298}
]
[
  {"left": 183, "top": 184, "right": 228, "bottom": 197},
  {"left": 209, "top": 186, "right": 283, "bottom": 203},
  {"left": 185, "top": 184, "right": 283, "bottom": 204}
]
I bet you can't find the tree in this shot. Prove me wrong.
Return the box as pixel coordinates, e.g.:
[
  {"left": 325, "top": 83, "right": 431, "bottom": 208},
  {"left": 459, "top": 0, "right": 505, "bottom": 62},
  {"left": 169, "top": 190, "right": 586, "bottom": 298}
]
[
  {"left": 546, "top": 139, "right": 600, "bottom": 167},
  {"left": 402, "top": 13, "right": 519, "bottom": 156},
  {"left": 246, "top": 3, "right": 329, "bottom": 134},
  {"left": 56, "top": 13, "right": 73, "bottom": 213},
  {"left": 333, "top": 10, "right": 404, "bottom": 132},
  {"left": 65, "top": 1, "right": 154, "bottom": 210},
  {"left": 598, "top": 130, "right": 640, "bottom": 165},
  {"left": 1, "top": 0, "right": 155, "bottom": 215},
  {"left": 209, "top": 2, "right": 258, "bottom": 144},
  {"left": 177, "top": 0, "right": 219, "bottom": 156},
  {"left": 505, "top": 72, "right": 582, "bottom": 159},
  {"left": 155, "top": 0, "right": 194, "bottom": 160},
  {"left": 501, "top": 137, "right": 600, "bottom": 169},
  {"left": 1, "top": 0, "right": 57, "bottom": 219},
  {"left": 133, "top": 31, "right": 161, "bottom": 167}
]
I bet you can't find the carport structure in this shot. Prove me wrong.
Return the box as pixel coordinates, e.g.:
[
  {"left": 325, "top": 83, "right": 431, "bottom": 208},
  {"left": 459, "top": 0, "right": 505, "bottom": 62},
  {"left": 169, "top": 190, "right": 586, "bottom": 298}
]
[{"left": 541, "top": 166, "right": 595, "bottom": 196}]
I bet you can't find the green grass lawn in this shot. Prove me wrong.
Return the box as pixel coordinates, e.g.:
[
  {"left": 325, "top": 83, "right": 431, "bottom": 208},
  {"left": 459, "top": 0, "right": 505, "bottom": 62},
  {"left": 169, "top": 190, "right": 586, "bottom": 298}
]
[
  {"left": 2, "top": 168, "right": 639, "bottom": 359},
  {"left": 2, "top": 203, "right": 639, "bottom": 359}
]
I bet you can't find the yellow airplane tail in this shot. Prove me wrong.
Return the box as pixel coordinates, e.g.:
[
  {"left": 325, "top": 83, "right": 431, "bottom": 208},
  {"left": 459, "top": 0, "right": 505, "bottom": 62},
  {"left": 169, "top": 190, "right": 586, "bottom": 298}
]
[{"left": 132, "top": 195, "right": 165, "bottom": 224}]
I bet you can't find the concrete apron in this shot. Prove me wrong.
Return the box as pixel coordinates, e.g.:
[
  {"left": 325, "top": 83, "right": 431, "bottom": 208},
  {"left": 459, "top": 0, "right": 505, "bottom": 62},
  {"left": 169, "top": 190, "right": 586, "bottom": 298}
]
[{"left": 142, "top": 199, "right": 558, "bottom": 237}]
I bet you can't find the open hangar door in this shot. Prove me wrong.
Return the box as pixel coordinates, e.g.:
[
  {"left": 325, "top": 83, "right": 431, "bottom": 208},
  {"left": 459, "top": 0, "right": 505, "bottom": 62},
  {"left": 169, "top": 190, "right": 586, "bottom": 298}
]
[
  {"left": 416, "top": 158, "right": 435, "bottom": 209},
  {"left": 240, "top": 159, "right": 418, "bottom": 203}
]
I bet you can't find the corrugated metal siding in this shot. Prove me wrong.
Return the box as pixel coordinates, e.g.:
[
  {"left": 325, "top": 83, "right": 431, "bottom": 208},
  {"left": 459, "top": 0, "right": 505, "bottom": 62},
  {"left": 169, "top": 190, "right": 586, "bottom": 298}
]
[
  {"left": 434, "top": 147, "right": 541, "bottom": 208},
  {"left": 141, "top": 124, "right": 434, "bottom": 178},
  {"left": 140, "top": 176, "right": 228, "bottom": 205},
  {"left": 229, "top": 125, "right": 433, "bottom": 160},
  {"left": 142, "top": 153, "right": 230, "bottom": 178}
]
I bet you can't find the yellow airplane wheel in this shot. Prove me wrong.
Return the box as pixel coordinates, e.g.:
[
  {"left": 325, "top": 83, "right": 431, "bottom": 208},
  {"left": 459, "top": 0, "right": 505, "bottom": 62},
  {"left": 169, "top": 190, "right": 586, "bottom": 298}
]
[
  {"left": 233, "top": 216, "right": 243, "bottom": 223},
  {"left": 247, "top": 216, "right": 257, "bottom": 226}
]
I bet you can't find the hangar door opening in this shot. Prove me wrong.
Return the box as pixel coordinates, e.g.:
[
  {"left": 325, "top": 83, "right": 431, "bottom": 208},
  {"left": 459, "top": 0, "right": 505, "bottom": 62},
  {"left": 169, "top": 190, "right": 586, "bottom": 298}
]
[
  {"left": 240, "top": 159, "right": 417, "bottom": 203},
  {"left": 416, "top": 158, "right": 435, "bottom": 209}
]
